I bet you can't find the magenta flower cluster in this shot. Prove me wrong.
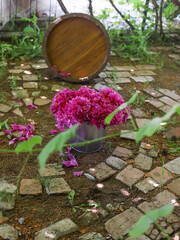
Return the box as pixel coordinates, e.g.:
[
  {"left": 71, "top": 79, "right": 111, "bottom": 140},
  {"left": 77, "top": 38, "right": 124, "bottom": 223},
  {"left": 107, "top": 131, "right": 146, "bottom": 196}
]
[
  {"left": 4, "top": 123, "right": 35, "bottom": 145},
  {"left": 50, "top": 86, "right": 129, "bottom": 129}
]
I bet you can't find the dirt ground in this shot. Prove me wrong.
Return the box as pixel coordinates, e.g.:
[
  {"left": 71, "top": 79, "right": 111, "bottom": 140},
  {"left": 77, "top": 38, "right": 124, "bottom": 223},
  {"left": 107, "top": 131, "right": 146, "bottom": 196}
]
[{"left": 0, "top": 46, "right": 180, "bottom": 239}]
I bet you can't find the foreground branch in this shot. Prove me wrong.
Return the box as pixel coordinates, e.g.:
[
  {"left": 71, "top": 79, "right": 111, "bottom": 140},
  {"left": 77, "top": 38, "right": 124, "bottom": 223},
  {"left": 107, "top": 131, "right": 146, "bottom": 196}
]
[
  {"left": 57, "top": 0, "right": 69, "bottom": 14},
  {"left": 109, "top": 0, "right": 135, "bottom": 30},
  {"left": 88, "top": 0, "right": 93, "bottom": 16}
]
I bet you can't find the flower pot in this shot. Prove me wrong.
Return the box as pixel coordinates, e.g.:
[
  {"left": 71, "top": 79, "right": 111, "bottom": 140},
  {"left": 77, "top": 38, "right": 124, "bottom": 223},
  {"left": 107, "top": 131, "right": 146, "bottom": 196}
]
[{"left": 70, "top": 122, "right": 106, "bottom": 153}]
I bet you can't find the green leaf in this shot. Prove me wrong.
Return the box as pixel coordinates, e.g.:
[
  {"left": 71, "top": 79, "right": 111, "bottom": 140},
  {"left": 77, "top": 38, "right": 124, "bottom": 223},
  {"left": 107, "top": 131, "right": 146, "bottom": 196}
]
[
  {"left": 23, "top": 26, "right": 35, "bottom": 33},
  {"left": 15, "top": 136, "right": 42, "bottom": 154},
  {"left": 136, "top": 104, "right": 180, "bottom": 143},
  {"left": 38, "top": 124, "right": 78, "bottom": 169},
  {"left": 105, "top": 92, "right": 138, "bottom": 125},
  {"left": 129, "top": 215, "right": 153, "bottom": 237},
  {"left": 129, "top": 204, "right": 174, "bottom": 238}
]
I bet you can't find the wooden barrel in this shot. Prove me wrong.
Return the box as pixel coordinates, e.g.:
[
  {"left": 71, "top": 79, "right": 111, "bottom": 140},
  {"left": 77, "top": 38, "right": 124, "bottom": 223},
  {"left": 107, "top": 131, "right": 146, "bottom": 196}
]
[{"left": 42, "top": 13, "right": 111, "bottom": 83}]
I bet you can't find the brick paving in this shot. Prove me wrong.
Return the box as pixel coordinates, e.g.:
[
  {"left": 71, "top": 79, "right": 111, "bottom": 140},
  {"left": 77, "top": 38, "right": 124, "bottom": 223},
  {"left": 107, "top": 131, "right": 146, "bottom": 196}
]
[{"left": 0, "top": 54, "right": 180, "bottom": 240}]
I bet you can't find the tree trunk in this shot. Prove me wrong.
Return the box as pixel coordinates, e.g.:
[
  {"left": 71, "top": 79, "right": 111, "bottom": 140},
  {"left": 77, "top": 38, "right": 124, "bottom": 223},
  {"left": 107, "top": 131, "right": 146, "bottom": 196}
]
[
  {"left": 159, "top": 0, "right": 164, "bottom": 37},
  {"left": 109, "top": 0, "right": 135, "bottom": 31},
  {"left": 88, "top": 0, "right": 93, "bottom": 16},
  {"left": 151, "top": 0, "right": 159, "bottom": 36},
  {"left": 57, "top": 0, "right": 69, "bottom": 14},
  {"left": 142, "top": 0, "right": 150, "bottom": 31}
]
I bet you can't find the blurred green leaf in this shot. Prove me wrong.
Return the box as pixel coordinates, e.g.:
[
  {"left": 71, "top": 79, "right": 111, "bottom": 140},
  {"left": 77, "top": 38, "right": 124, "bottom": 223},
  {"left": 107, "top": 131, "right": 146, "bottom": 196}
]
[
  {"left": 38, "top": 124, "right": 78, "bottom": 169},
  {"left": 129, "top": 204, "right": 174, "bottom": 238},
  {"left": 15, "top": 136, "right": 42, "bottom": 154},
  {"left": 136, "top": 104, "right": 180, "bottom": 143}
]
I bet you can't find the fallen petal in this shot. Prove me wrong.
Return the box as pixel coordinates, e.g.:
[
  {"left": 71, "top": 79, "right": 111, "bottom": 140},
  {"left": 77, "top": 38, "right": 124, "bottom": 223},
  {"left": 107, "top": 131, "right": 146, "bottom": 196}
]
[{"left": 73, "top": 171, "right": 84, "bottom": 177}]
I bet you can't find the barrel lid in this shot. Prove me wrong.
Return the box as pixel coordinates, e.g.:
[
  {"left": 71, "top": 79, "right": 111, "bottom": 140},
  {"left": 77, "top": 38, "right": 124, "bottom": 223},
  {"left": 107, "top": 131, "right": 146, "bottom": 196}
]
[{"left": 42, "top": 13, "right": 111, "bottom": 83}]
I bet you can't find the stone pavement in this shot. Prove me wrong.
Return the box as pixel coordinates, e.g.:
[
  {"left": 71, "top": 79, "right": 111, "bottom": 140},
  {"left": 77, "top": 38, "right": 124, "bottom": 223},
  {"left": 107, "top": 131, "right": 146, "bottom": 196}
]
[{"left": 0, "top": 46, "right": 180, "bottom": 239}]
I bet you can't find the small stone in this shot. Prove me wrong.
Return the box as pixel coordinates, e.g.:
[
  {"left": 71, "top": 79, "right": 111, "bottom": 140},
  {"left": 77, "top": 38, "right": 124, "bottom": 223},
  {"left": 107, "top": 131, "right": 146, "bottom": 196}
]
[
  {"left": 18, "top": 217, "right": 25, "bottom": 225},
  {"left": 133, "top": 70, "right": 156, "bottom": 76},
  {"left": 148, "top": 148, "right": 159, "bottom": 158},
  {"left": 98, "top": 207, "right": 109, "bottom": 218},
  {"left": 12, "top": 89, "right": 29, "bottom": 98},
  {"left": 23, "top": 98, "right": 33, "bottom": 106},
  {"left": 143, "top": 88, "right": 163, "bottom": 97},
  {"left": 98, "top": 72, "right": 107, "bottom": 78},
  {"left": 77, "top": 212, "right": 99, "bottom": 226},
  {"left": 9, "top": 69, "right": 23, "bottom": 74},
  {"left": 20, "top": 179, "right": 42, "bottom": 195},
  {"left": 126, "top": 235, "right": 151, "bottom": 240},
  {"left": 0, "top": 180, "right": 17, "bottom": 194},
  {"left": 88, "top": 162, "right": 117, "bottom": 182},
  {"left": 0, "top": 224, "right": 19, "bottom": 240},
  {"left": 172, "top": 223, "right": 179, "bottom": 231},
  {"left": 131, "top": 76, "right": 154, "bottom": 83},
  {"left": 158, "top": 89, "right": 180, "bottom": 101},
  {"left": 0, "top": 104, "right": 12, "bottom": 113},
  {"left": 79, "top": 232, "right": 105, "bottom": 240},
  {"left": 160, "top": 221, "right": 167, "bottom": 227},
  {"left": 146, "top": 99, "right": 164, "bottom": 108},
  {"left": 149, "top": 167, "right": 173, "bottom": 185},
  {"left": 22, "top": 75, "right": 38, "bottom": 81},
  {"left": 116, "top": 72, "right": 132, "bottom": 78},
  {"left": 166, "top": 213, "right": 179, "bottom": 223},
  {"left": 34, "top": 218, "right": 79, "bottom": 240},
  {"left": 47, "top": 178, "right": 71, "bottom": 194},
  {"left": 112, "top": 146, "right": 133, "bottom": 159},
  {"left": 120, "top": 130, "right": 137, "bottom": 140},
  {"left": 134, "top": 153, "right": 153, "bottom": 170},
  {"left": 13, "top": 108, "right": 23, "bottom": 117},
  {"left": 131, "top": 108, "right": 147, "bottom": 118},
  {"left": 160, "top": 105, "right": 172, "bottom": 113},
  {"left": 114, "top": 66, "right": 137, "bottom": 71},
  {"left": 37, "top": 59, "right": 46, "bottom": 63},
  {"left": 104, "top": 78, "right": 113, "bottom": 84},
  {"left": 154, "top": 190, "right": 177, "bottom": 208},
  {"left": 116, "top": 165, "right": 144, "bottom": 187},
  {"left": 23, "top": 82, "right": 38, "bottom": 89},
  {"left": 135, "top": 178, "right": 158, "bottom": 194},
  {"left": 105, "top": 207, "right": 143, "bottom": 239},
  {"left": 106, "top": 156, "right": 127, "bottom": 170},
  {"left": 136, "top": 118, "right": 149, "bottom": 128},
  {"left": 135, "top": 65, "right": 157, "bottom": 70},
  {"left": 167, "top": 178, "right": 180, "bottom": 196},
  {"left": 159, "top": 96, "right": 178, "bottom": 107},
  {"left": 116, "top": 78, "right": 131, "bottom": 83},
  {"left": 168, "top": 54, "right": 180, "bottom": 61},
  {"left": 94, "top": 83, "right": 107, "bottom": 91},
  {"left": 32, "top": 91, "right": 41, "bottom": 97},
  {"left": 165, "top": 226, "right": 174, "bottom": 235},
  {"left": 34, "top": 98, "right": 51, "bottom": 106},
  {"left": 32, "top": 63, "right": 48, "bottom": 69},
  {"left": 164, "top": 157, "right": 180, "bottom": 175},
  {"left": 151, "top": 229, "right": 159, "bottom": 236},
  {"left": 38, "top": 163, "right": 65, "bottom": 177}
]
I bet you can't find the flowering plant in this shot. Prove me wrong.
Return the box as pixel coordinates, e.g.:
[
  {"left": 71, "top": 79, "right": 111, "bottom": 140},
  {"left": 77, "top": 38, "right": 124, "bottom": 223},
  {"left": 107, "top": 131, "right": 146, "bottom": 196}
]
[{"left": 50, "top": 86, "right": 129, "bottom": 129}]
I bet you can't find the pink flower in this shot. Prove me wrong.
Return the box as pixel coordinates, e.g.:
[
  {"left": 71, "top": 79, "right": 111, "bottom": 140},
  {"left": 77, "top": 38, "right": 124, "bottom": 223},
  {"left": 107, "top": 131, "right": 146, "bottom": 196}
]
[
  {"left": 73, "top": 171, "right": 84, "bottom": 176},
  {"left": 63, "top": 153, "right": 78, "bottom": 167},
  {"left": 50, "top": 130, "right": 58, "bottom": 135},
  {"left": 28, "top": 104, "right": 37, "bottom": 109},
  {"left": 50, "top": 86, "right": 129, "bottom": 129},
  {"left": 4, "top": 123, "right": 35, "bottom": 145},
  {"left": 19, "top": 102, "right": 23, "bottom": 106}
]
